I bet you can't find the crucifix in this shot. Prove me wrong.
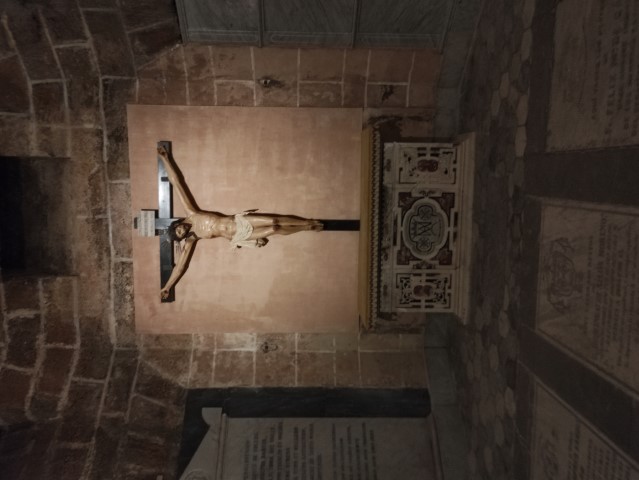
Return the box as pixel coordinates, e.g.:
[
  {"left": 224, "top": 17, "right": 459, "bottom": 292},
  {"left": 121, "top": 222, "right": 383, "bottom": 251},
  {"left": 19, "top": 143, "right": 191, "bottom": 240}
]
[
  {"left": 135, "top": 141, "right": 180, "bottom": 302},
  {"left": 135, "top": 141, "right": 359, "bottom": 303}
]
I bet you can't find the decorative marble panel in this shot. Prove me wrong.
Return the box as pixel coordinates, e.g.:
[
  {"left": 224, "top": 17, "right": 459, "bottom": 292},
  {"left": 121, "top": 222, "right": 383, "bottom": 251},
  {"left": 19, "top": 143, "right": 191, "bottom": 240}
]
[
  {"left": 369, "top": 136, "right": 473, "bottom": 327},
  {"left": 394, "top": 144, "right": 457, "bottom": 185},
  {"left": 392, "top": 271, "right": 453, "bottom": 311},
  {"left": 377, "top": 141, "right": 471, "bottom": 316}
]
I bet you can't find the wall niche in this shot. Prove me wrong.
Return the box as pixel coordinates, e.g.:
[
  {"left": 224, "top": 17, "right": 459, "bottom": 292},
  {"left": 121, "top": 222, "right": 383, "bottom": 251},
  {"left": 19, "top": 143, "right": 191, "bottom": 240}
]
[{"left": 0, "top": 156, "right": 73, "bottom": 276}]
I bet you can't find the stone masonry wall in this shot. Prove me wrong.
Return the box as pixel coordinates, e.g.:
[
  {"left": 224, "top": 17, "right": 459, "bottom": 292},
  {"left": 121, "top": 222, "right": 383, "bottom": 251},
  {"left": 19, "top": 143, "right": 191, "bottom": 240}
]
[
  {"left": 0, "top": 1, "right": 441, "bottom": 478},
  {"left": 135, "top": 44, "right": 440, "bottom": 111},
  {"left": 0, "top": 279, "right": 427, "bottom": 478}
]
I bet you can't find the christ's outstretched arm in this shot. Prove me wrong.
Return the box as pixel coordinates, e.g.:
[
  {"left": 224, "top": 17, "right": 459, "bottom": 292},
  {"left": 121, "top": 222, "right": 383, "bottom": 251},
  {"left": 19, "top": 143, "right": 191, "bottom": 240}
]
[
  {"left": 160, "top": 236, "right": 197, "bottom": 299},
  {"left": 157, "top": 146, "right": 199, "bottom": 215}
]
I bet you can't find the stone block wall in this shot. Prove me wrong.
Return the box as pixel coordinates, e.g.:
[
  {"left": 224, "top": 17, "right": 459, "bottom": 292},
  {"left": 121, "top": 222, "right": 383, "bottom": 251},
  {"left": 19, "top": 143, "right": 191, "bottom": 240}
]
[
  {"left": 0, "top": 282, "right": 428, "bottom": 478},
  {"left": 0, "top": 1, "right": 441, "bottom": 478},
  {"left": 0, "top": 275, "right": 183, "bottom": 479},
  {"left": 136, "top": 44, "right": 440, "bottom": 110}
]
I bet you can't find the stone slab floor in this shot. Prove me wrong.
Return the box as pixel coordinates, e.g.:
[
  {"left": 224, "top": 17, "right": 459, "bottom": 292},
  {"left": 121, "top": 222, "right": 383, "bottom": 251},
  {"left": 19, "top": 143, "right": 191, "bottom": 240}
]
[
  {"left": 447, "top": 0, "right": 532, "bottom": 476},
  {"left": 450, "top": 0, "right": 535, "bottom": 479},
  {"left": 449, "top": 0, "right": 639, "bottom": 478}
]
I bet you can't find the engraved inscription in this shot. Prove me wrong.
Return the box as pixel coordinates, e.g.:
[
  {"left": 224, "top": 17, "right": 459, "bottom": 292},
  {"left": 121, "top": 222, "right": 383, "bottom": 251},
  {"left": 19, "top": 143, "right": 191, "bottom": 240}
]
[
  {"left": 531, "top": 384, "right": 639, "bottom": 480},
  {"left": 221, "top": 418, "right": 432, "bottom": 480},
  {"left": 537, "top": 204, "right": 639, "bottom": 392},
  {"left": 548, "top": 0, "right": 639, "bottom": 149}
]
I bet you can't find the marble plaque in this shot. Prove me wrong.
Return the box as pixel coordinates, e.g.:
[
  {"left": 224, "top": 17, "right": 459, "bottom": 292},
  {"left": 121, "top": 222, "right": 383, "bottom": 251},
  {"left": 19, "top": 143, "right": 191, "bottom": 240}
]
[
  {"left": 223, "top": 417, "right": 433, "bottom": 480},
  {"left": 181, "top": 410, "right": 436, "bottom": 480},
  {"left": 531, "top": 383, "right": 639, "bottom": 480},
  {"left": 537, "top": 202, "right": 639, "bottom": 392},
  {"left": 547, "top": 0, "right": 639, "bottom": 150}
]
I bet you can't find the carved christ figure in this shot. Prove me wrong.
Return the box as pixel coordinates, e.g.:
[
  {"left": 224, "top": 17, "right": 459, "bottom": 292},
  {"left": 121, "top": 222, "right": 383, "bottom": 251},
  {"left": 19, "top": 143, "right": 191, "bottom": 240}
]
[{"left": 157, "top": 146, "right": 323, "bottom": 299}]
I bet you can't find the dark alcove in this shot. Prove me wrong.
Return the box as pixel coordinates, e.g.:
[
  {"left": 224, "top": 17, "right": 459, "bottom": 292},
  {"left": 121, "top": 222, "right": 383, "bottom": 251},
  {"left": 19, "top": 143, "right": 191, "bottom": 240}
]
[{"left": 0, "top": 157, "right": 73, "bottom": 275}]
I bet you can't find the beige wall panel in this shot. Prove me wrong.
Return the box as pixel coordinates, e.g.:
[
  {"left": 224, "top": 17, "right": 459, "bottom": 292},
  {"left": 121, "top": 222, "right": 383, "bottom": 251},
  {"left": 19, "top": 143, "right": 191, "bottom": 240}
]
[{"left": 128, "top": 106, "right": 362, "bottom": 333}]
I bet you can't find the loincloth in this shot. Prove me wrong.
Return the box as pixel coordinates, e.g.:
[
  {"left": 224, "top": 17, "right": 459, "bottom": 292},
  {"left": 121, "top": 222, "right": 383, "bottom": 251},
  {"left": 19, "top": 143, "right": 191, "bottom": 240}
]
[{"left": 230, "top": 213, "right": 256, "bottom": 248}]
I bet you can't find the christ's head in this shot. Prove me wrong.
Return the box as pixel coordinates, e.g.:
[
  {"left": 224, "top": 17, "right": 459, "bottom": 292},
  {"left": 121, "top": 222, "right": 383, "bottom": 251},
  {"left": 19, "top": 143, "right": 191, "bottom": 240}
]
[{"left": 168, "top": 220, "right": 191, "bottom": 241}]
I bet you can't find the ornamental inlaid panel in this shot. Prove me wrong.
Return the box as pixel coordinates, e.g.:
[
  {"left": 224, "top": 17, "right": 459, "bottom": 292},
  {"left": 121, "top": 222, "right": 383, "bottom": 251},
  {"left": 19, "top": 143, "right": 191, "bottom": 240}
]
[
  {"left": 373, "top": 140, "right": 473, "bottom": 318},
  {"left": 395, "top": 144, "right": 457, "bottom": 185}
]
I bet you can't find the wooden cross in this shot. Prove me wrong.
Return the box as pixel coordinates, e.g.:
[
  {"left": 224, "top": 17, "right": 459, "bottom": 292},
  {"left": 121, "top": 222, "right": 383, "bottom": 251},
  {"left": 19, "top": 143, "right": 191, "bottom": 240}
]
[{"left": 135, "top": 141, "right": 179, "bottom": 302}]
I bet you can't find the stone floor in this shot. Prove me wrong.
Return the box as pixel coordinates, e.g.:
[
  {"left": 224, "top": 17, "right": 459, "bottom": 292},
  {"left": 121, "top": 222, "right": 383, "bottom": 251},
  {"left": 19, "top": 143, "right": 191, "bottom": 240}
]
[
  {"left": 448, "top": 0, "right": 534, "bottom": 477},
  {"left": 447, "top": 0, "right": 639, "bottom": 477}
]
